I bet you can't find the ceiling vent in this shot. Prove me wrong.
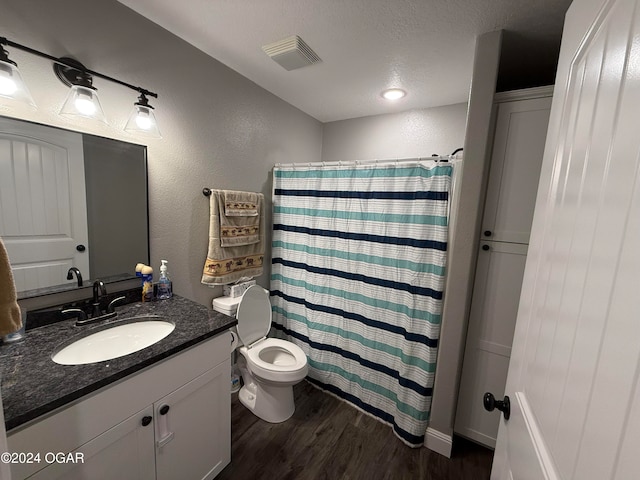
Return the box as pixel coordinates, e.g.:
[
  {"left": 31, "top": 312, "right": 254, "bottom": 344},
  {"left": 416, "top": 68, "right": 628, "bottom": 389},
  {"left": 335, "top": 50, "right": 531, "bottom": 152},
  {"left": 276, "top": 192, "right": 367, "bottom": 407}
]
[{"left": 262, "top": 35, "right": 321, "bottom": 71}]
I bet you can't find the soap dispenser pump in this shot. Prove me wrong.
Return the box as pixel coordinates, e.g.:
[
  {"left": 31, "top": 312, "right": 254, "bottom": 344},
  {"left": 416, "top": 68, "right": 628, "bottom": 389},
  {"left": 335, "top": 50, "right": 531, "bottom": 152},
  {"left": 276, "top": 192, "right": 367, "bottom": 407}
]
[{"left": 157, "top": 260, "right": 173, "bottom": 300}]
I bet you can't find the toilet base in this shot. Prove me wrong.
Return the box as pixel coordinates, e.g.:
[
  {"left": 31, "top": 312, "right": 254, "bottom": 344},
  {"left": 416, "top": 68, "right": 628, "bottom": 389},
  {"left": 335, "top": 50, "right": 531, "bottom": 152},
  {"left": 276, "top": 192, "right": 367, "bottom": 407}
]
[{"left": 238, "top": 378, "right": 295, "bottom": 423}]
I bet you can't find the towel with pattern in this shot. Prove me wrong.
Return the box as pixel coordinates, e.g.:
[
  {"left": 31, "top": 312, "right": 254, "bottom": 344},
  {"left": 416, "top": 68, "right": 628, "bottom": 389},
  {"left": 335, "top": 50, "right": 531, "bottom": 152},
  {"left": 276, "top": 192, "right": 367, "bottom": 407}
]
[
  {"left": 201, "top": 190, "right": 264, "bottom": 285},
  {"left": 219, "top": 190, "right": 261, "bottom": 247},
  {"left": 223, "top": 190, "right": 259, "bottom": 216}
]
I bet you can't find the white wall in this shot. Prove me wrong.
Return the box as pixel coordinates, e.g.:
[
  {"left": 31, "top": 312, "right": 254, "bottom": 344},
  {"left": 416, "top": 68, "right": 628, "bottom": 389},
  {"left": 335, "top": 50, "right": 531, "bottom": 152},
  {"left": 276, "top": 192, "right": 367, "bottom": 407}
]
[
  {"left": 321, "top": 104, "right": 467, "bottom": 161},
  {"left": 0, "top": 0, "right": 323, "bottom": 308}
]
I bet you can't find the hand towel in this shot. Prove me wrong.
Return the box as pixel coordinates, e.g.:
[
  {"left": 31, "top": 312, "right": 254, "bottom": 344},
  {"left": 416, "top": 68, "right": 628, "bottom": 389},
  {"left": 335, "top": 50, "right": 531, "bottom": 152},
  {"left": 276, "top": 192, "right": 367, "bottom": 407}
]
[
  {"left": 202, "top": 191, "right": 265, "bottom": 285},
  {"left": 222, "top": 190, "right": 260, "bottom": 216},
  {"left": 0, "top": 237, "right": 22, "bottom": 336},
  {"left": 219, "top": 190, "right": 261, "bottom": 247}
]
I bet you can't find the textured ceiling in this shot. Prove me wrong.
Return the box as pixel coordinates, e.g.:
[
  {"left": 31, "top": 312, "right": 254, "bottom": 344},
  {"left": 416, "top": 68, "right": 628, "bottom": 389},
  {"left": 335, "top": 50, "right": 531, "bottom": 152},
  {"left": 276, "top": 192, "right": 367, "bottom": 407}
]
[{"left": 117, "top": 0, "right": 573, "bottom": 122}]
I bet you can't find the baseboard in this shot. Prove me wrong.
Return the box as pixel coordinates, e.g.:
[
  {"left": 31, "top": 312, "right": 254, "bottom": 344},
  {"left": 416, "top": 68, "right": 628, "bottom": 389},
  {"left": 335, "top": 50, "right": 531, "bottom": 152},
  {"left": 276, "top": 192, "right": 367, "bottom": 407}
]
[
  {"left": 424, "top": 427, "right": 453, "bottom": 458},
  {"left": 455, "top": 426, "right": 497, "bottom": 449}
]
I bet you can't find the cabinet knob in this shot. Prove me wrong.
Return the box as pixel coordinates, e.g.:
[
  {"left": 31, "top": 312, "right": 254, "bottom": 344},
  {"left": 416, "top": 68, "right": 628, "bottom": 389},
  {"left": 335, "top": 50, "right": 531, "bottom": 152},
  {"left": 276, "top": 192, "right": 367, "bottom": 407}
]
[
  {"left": 482, "top": 244, "right": 490, "bottom": 251},
  {"left": 484, "top": 230, "right": 493, "bottom": 237},
  {"left": 76, "top": 244, "right": 86, "bottom": 252},
  {"left": 141, "top": 415, "right": 152, "bottom": 427},
  {"left": 159, "top": 405, "right": 170, "bottom": 415}
]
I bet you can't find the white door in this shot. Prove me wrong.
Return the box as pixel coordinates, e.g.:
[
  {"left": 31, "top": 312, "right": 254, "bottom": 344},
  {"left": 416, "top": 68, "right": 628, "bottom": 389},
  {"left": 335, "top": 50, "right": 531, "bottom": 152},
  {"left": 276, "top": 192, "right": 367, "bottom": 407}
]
[
  {"left": 0, "top": 119, "right": 89, "bottom": 291},
  {"left": 491, "top": 0, "right": 640, "bottom": 478}
]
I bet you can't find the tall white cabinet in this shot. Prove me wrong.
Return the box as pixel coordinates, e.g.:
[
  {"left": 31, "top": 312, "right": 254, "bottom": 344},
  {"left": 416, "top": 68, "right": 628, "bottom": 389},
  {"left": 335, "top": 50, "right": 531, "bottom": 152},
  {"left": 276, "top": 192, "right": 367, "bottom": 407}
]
[{"left": 454, "top": 86, "right": 553, "bottom": 448}]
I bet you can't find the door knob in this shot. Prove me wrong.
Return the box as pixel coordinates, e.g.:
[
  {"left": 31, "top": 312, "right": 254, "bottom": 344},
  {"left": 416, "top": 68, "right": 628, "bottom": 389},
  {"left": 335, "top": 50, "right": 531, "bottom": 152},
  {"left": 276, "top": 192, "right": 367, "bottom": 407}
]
[{"left": 483, "top": 392, "right": 510, "bottom": 420}]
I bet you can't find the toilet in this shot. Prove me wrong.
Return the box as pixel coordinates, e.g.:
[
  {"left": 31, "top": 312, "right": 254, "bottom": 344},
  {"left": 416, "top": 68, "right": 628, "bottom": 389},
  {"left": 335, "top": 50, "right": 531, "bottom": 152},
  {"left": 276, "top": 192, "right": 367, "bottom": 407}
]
[{"left": 213, "top": 285, "right": 308, "bottom": 423}]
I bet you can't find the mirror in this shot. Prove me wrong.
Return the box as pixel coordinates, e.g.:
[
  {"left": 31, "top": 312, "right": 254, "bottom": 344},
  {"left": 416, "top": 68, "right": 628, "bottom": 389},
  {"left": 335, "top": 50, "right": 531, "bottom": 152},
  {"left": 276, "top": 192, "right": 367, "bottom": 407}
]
[{"left": 0, "top": 116, "right": 149, "bottom": 298}]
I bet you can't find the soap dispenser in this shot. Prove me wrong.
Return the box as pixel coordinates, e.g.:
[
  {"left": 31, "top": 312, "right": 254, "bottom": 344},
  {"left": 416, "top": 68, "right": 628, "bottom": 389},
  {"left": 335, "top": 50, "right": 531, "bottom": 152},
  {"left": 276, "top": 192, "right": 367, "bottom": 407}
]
[{"left": 157, "top": 260, "right": 173, "bottom": 300}]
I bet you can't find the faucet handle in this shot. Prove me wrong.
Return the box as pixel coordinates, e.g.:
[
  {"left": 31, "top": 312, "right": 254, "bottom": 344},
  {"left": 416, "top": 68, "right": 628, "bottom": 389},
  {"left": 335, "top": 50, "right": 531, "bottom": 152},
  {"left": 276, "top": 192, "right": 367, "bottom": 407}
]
[
  {"left": 61, "top": 308, "right": 88, "bottom": 321},
  {"left": 107, "top": 296, "right": 127, "bottom": 314}
]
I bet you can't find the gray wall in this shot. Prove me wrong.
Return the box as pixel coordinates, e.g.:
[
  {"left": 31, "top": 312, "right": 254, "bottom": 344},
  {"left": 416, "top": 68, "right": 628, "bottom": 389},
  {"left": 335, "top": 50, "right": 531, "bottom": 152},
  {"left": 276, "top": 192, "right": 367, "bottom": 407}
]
[
  {"left": 321, "top": 104, "right": 467, "bottom": 161},
  {"left": 1, "top": 0, "right": 323, "bottom": 308},
  {"left": 431, "top": 31, "right": 502, "bottom": 446}
]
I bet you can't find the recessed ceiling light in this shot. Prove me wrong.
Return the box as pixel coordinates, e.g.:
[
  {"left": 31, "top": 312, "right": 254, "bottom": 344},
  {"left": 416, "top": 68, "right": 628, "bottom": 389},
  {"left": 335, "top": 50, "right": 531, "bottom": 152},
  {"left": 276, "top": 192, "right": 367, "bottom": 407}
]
[{"left": 381, "top": 88, "right": 406, "bottom": 100}]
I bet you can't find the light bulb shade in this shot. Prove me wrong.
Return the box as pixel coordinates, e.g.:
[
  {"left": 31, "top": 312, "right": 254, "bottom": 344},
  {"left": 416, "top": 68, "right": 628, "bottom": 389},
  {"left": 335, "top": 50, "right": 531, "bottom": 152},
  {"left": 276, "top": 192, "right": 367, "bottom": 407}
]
[
  {"left": 0, "top": 60, "right": 36, "bottom": 108},
  {"left": 125, "top": 103, "right": 161, "bottom": 138},
  {"left": 59, "top": 85, "right": 107, "bottom": 123}
]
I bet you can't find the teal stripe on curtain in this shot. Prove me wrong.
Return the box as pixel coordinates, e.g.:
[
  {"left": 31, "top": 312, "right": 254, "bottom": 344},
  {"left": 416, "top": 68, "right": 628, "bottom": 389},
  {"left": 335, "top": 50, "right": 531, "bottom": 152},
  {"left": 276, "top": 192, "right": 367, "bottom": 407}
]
[{"left": 270, "top": 162, "right": 452, "bottom": 447}]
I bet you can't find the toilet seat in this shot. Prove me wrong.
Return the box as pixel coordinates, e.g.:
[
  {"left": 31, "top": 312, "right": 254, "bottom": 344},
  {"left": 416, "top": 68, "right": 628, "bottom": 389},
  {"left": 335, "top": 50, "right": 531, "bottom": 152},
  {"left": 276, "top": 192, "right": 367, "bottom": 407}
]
[
  {"left": 236, "top": 285, "right": 272, "bottom": 347},
  {"left": 236, "top": 285, "right": 308, "bottom": 383},
  {"left": 242, "top": 338, "right": 308, "bottom": 383}
]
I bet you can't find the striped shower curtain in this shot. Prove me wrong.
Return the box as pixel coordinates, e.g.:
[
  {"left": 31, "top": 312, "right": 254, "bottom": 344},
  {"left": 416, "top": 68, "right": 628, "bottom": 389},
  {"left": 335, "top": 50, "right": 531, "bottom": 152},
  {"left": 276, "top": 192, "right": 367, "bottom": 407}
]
[{"left": 270, "top": 161, "right": 452, "bottom": 447}]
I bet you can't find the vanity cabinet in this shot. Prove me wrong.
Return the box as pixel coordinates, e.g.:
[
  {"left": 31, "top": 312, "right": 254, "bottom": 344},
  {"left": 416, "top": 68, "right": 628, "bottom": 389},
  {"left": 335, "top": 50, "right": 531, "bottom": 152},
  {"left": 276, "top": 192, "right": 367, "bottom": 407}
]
[{"left": 7, "top": 333, "right": 231, "bottom": 480}]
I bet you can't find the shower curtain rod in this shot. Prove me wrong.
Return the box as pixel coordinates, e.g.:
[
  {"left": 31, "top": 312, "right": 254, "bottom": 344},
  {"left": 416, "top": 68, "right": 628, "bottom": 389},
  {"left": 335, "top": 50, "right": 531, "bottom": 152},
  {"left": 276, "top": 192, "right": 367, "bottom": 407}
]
[{"left": 274, "top": 149, "right": 463, "bottom": 169}]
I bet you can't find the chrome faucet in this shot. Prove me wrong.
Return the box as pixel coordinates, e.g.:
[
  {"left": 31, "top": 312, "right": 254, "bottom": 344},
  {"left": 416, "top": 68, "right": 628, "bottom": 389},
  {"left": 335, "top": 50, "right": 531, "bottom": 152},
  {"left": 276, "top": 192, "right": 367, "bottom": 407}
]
[
  {"left": 66, "top": 267, "right": 83, "bottom": 287},
  {"left": 92, "top": 280, "right": 107, "bottom": 317}
]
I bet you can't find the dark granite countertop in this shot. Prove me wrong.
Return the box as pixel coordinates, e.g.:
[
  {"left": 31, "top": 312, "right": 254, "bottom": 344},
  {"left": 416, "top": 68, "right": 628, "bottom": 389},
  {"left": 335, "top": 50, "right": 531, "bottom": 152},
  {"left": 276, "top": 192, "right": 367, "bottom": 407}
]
[{"left": 0, "top": 295, "right": 236, "bottom": 431}]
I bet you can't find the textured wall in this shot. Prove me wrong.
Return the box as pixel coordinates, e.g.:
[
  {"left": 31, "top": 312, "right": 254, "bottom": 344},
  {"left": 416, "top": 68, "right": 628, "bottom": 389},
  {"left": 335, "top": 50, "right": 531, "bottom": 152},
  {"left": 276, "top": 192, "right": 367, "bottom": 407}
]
[
  {"left": 0, "top": 0, "right": 323, "bottom": 308},
  {"left": 321, "top": 104, "right": 468, "bottom": 162}
]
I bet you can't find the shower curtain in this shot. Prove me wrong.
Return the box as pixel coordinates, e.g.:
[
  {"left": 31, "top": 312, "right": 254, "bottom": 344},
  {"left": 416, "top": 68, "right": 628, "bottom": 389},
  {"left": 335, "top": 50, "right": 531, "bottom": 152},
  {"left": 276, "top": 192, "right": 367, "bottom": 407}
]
[{"left": 270, "top": 161, "right": 452, "bottom": 447}]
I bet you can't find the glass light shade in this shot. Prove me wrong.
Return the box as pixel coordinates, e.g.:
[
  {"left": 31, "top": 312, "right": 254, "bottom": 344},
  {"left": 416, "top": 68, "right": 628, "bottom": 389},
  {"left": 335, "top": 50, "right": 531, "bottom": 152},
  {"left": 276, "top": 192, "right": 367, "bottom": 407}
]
[
  {"left": 59, "top": 85, "right": 107, "bottom": 123},
  {"left": 0, "top": 60, "right": 36, "bottom": 107},
  {"left": 125, "top": 104, "right": 161, "bottom": 138}
]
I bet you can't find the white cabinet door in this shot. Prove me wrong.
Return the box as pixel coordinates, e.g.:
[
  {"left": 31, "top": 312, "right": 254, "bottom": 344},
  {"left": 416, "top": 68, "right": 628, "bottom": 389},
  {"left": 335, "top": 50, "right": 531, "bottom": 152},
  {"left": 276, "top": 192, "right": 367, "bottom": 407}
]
[
  {"left": 155, "top": 361, "right": 230, "bottom": 480},
  {"left": 29, "top": 406, "right": 155, "bottom": 480},
  {"left": 455, "top": 241, "right": 528, "bottom": 447},
  {"left": 481, "top": 96, "right": 552, "bottom": 244}
]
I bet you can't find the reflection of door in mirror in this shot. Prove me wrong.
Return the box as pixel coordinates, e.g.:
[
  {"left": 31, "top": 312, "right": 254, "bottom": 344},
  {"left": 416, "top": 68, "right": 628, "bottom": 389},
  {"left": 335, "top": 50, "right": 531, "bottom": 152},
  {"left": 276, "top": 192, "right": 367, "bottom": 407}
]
[{"left": 0, "top": 118, "right": 89, "bottom": 291}]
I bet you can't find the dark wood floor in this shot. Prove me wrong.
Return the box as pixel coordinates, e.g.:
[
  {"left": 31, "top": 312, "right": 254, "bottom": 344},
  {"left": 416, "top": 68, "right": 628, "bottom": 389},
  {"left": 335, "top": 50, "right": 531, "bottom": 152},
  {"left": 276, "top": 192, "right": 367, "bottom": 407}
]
[{"left": 217, "top": 381, "right": 493, "bottom": 480}]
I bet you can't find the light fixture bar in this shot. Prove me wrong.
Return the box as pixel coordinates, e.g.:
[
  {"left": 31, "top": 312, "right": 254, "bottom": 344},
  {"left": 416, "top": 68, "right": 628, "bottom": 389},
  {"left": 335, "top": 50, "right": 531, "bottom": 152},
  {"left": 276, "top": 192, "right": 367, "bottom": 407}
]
[{"left": 0, "top": 36, "right": 157, "bottom": 99}]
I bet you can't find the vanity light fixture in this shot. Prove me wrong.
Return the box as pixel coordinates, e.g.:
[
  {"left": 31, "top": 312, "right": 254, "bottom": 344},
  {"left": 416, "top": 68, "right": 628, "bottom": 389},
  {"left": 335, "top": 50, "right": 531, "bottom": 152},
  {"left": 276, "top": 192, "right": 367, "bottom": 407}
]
[
  {"left": 55, "top": 57, "right": 107, "bottom": 123},
  {"left": 0, "top": 42, "right": 36, "bottom": 107},
  {"left": 381, "top": 88, "right": 407, "bottom": 101},
  {"left": 124, "top": 93, "right": 161, "bottom": 138},
  {"left": 0, "top": 36, "right": 160, "bottom": 137}
]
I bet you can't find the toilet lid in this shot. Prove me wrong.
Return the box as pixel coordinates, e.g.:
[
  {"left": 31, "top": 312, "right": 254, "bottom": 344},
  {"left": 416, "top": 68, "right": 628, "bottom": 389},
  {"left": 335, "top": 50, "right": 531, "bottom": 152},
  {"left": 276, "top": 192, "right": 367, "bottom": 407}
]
[{"left": 236, "top": 285, "right": 272, "bottom": 346}]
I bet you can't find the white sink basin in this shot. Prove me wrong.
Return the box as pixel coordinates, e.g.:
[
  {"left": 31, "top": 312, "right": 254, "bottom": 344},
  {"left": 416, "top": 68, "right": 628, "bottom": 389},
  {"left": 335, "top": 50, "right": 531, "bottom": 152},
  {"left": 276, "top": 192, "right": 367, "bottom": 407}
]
[{"left": 52, "top": 317, "right": 175, "bottom": 365}]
